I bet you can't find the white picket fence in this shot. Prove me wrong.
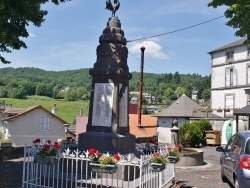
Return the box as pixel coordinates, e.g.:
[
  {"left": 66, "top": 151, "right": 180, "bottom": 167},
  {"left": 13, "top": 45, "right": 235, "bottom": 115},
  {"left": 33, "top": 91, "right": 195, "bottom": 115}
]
[{"left": 21, "top": 145, "right": 175, "bottom": 188}]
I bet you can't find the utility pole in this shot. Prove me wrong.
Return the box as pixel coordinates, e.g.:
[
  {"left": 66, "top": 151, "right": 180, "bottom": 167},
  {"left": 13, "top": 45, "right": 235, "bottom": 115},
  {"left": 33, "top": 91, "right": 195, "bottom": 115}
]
[{"left": 138, "top": 46, "right": 145, "bottom": 127}]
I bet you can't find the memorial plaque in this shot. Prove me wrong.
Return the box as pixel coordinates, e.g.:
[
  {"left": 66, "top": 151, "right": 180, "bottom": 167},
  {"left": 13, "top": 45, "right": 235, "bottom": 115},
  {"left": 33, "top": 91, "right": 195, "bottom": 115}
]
[
  {"left": 119, "top": 84, "right": 128, "bottom": 127},
  {"left": 92, "top": 83, "right": 114, "bottom": 127}
]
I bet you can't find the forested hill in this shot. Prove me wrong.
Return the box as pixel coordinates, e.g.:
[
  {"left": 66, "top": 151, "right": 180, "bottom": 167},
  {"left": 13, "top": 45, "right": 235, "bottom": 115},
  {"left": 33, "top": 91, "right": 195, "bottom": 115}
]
[{"left": 0, "top": 67, "right": 211, "bottom": 104}]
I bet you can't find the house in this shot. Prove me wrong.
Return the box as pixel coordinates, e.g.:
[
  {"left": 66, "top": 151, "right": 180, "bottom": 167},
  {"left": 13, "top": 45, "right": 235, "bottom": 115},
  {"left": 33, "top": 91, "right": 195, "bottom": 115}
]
[
  {"left": 130, "top": 91, "right": 156, "bottom": 104},
  {"left": 146, "top": 105, "right": 159, "bottom": 114},
  {"left": 154, "top": 94, "right": 221, "bottom": 143},
  {"left": 191, "top": 90, "right": 199, "bottom": 100},
  {"left": 208, "top": 37, "right": 250, "bottom": 118},
  {"left": 2, "top": 105, "right": 69, "bottom": 147}
]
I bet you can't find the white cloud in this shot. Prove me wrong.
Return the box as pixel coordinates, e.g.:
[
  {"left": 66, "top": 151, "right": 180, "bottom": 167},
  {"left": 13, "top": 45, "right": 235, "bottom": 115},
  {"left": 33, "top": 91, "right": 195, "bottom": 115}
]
[{"left": 129, "top": 40, "right": 168, "bottom": 60}]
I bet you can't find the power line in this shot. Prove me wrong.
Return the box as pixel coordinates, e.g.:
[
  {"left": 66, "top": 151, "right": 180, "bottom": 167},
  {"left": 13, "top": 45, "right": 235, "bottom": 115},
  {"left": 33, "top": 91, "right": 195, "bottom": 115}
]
[
  {"left": 129, "top": 52, "right": 164, "bottom": 74},
  {"left": 127, "top": 15, "right": 224, "bottom": 43}
]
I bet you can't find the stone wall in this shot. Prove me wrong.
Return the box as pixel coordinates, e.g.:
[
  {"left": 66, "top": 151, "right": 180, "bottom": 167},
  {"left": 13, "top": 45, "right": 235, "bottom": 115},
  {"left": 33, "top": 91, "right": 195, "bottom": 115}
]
[{"left": 0, "top": 147, "right": 24, "bottom": 161}]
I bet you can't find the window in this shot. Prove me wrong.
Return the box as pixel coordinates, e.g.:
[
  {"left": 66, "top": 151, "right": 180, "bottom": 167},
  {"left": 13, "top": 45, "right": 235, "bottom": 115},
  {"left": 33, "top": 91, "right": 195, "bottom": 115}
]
[
  {"left": 225, "top": 68, "right": 237, "bottom": 87},
  {"left": 225, "top": 135, "right": 236, "bottom": 152},
  {"left": 226, "top": 51, "right": 234, "bottom": 62},
  {"left": 225, "top": 95, "right": 234, "bottom": 110},
  {"left": 40, "top": 117, "right": 50, "bottom": 130},
  {"left": 233, "top": 135, "right": 243, "bottom": 154}
]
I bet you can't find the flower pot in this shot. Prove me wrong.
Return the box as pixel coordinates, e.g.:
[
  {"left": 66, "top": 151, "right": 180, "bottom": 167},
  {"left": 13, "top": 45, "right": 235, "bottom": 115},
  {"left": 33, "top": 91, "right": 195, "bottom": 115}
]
[
  {"left": 168, "top": 156, "right": 179, "bottom": 164},
  {"left": 0, "top": 142, "right": 12, "bottom": 148},
  {"left": 89, "top": 163, "right": 117, "bottom": 174},
  {"left": 151, "top": 163, "right": 165, "bottom": 172},
  {"left": 34, "top": 155, "right": 57, "bottom": 165}
]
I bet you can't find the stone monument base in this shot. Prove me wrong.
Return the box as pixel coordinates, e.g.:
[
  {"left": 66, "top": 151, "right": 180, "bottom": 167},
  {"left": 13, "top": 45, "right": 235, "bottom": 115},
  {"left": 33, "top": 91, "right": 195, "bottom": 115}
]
[{"left": 78, "top": 131, "right": 136, "bottom": 153}]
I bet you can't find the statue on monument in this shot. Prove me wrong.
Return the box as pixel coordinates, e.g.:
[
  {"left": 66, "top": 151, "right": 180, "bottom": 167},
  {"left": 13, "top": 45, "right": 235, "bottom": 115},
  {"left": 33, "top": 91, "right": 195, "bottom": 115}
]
[{"left": 105, "top": 0, "right": 120, "bottom": 17}]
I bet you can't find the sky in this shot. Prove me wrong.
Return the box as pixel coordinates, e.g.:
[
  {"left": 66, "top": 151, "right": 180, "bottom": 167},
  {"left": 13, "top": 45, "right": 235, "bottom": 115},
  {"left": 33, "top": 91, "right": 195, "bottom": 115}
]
[{"left": 2, "top": 0, "right": 240, "bottom": 76}]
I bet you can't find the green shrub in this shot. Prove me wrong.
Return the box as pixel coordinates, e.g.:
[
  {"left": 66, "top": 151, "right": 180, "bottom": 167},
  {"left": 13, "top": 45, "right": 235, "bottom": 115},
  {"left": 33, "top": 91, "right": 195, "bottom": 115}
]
[{"left": 180, "top": 119, "right": 212, "bottom": 147}]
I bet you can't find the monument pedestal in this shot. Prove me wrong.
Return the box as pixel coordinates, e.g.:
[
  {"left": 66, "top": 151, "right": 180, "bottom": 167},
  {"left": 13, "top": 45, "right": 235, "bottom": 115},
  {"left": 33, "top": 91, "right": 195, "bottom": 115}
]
[{"left": 78, "top": 131, "right": 136, "bottom": 153}]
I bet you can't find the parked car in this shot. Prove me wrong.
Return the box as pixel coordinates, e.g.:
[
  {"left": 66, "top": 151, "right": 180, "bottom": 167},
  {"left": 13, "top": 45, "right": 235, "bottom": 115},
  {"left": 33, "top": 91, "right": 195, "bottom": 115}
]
[{"left": 216, "top": 131, "right": 250, "bottom": 188}]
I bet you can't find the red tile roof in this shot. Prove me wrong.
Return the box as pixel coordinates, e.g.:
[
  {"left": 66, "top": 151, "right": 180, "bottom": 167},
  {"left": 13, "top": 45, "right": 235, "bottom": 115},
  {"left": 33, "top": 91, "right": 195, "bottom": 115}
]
[{"left": 129, "top": 114, "right": 157, "bottom": 138}]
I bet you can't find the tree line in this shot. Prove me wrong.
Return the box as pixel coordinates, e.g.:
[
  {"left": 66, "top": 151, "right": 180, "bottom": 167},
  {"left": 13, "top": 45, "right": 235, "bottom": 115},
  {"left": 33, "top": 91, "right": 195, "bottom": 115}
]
[{"left": 0, "top": 67, "right": 211, "bottom": 104}]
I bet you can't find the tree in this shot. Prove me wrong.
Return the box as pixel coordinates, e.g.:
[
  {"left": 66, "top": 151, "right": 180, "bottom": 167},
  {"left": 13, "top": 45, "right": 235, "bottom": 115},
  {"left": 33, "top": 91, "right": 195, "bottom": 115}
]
[
  {"left": 201, "top": 89, "right": 211, "bottom": 100},
  {"left": 0, "top": 0, "right": 71, "bottom": 64},
  {"left": 208, "top": 0, "right": 250, "bottom": 43}
]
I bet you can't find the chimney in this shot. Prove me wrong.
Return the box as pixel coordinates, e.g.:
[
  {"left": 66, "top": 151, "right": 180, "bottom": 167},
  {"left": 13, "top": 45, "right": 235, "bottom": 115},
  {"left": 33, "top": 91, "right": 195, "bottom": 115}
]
[{"left": 52, "top": 104, "right": 58, "bottom": 115}]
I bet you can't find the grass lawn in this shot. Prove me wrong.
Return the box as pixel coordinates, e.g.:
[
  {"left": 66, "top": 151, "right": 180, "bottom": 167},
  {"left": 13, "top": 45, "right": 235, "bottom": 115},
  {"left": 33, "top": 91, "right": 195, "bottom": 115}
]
[{"left": 1, "top": 95, "right": 89, "bottom": 124}]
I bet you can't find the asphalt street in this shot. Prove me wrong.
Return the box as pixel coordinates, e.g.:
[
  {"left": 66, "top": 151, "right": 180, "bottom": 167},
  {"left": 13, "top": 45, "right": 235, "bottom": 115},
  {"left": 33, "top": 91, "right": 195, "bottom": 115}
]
[{"left": 174, "top": 146, "right": 233, "bottom": 188}]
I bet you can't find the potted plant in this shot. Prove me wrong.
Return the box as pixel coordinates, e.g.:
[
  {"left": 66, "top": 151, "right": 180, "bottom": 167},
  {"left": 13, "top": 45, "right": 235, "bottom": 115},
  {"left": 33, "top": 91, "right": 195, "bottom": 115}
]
[
  {"left": 217, "top": 108, "right": 222, "bottom": 112},
  {"left": 88, "top": 148, "right": 120, "bottom": 174},
  {"left": 60, "top": 137, "right": 78, "bottom": 150},
  {"left": 0, "top": 139, "right": 12, "bottom": 148},
  {"left": 150, "top": 152, "right": 169, "bottom": 172},
  {"left": 167, "top": 146, "right": 182, "bottom": 164},
  {"left": 33, "top": 138, "right": 60, "bottom": 165}
]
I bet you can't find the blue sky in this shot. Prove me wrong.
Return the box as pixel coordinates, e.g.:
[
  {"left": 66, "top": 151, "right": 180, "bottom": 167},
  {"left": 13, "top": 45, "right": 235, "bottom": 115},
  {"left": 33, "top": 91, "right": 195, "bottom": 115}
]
[{"left": 2, "top": 0, "right": 239, "bottom": 76}]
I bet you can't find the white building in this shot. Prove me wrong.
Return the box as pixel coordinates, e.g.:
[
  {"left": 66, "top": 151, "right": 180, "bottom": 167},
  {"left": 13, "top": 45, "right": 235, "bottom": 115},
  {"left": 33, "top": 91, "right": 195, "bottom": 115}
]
[{"left": 209, "top": 37, "right": 250, "bottom": 118}]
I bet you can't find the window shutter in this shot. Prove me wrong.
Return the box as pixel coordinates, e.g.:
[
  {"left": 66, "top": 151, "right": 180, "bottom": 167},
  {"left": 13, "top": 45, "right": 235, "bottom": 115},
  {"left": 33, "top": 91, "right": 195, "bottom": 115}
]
[
  {"left": 40, "top": 117, "right": 44, "bottom": 130},
  {"left": 225, "top": 69, "right": 230, "bottom": 86},
  {"left": 225, "top": 95, "right": 234, "bottom": 109},
  {"left": 233, "top": 69, "right": 237, "bottom": 86},
  {"left": 248, "top": 66, "right": 250, "bottom": 84}
]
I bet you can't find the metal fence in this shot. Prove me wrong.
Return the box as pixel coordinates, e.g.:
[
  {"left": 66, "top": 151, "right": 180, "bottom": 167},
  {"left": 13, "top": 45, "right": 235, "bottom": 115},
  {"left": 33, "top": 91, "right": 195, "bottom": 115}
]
[{"left": 22, "top": 145, "right": 175, "bottom": 188}]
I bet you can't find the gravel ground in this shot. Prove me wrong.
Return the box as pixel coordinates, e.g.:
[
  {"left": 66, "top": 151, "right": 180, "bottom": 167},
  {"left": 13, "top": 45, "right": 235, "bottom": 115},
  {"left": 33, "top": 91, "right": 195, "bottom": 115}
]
[{"left": 0, "top": 146, "right": 234, "bottom": 188}]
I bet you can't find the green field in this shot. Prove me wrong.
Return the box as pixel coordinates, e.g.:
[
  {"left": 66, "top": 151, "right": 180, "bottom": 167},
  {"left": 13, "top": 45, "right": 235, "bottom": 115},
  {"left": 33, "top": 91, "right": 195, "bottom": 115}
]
[{"left": 1, "top": 96, "right": 89, "bottom": 124}]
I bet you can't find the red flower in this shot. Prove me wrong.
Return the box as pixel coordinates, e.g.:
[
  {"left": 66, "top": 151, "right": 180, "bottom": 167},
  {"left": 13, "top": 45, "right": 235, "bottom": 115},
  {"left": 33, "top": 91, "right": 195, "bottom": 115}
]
[
  {"left": 44, "top": 144, "right": 50, "bottom": 150},
  {"left": 167, "top": 146, "right": 172, "bottom": 151},
  {"left": 67, "top": 137, "right": 72, "bottom": 141},
  {"left": 33, "top": 138, "right": 41, "bottom": 144},
  {"left": 47, "top": 140, "right": 51, "bottom": 144},
  {"left": 88, "top": 148, "right": 96, "bottom": 155},
  {"left": 113, "top": 154, "right": 120, "bottom": 161},
  {"left": 54, "top": 142, "right": 60, "bottom": 149},
  {"left": 153, "top": 152, "right": 160, "bottom": 157},
  {"left": 175, "top": 144, "right": 182, "bottom": 149}
]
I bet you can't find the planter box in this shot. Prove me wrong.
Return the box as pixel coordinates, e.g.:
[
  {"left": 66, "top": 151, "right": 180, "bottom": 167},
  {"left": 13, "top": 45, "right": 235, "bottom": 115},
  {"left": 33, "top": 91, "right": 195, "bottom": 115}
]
[
  {"left": 151, "top": 163, "right": 165, "bottom": 172},
  {"left": 0, "top": 142, "right": 12, "bottom": 148},
  {"left": 34, "top": 155, "right": 57, "bottom": 165},
  {"left": 89, "top": 163, "right": 117, "bottom": 174},
  {"left": 168, "top": 156, "right": 179, "bottom": 164}
]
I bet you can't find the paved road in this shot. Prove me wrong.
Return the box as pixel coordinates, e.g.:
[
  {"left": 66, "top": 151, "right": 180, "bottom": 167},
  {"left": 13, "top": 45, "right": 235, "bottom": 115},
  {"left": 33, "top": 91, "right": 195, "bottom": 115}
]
[
  {"left": 174, "top": 146, "right": 233, "bottom": 188},
  {"left": 0, "top": 146, "right": 233, "bottom": 188}
]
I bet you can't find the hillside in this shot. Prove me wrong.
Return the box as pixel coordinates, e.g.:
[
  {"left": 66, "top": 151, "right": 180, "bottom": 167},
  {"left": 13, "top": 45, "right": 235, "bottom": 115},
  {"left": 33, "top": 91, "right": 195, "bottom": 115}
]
[{"left": 0, "top": 67, "right": 211, "bottom": 105}]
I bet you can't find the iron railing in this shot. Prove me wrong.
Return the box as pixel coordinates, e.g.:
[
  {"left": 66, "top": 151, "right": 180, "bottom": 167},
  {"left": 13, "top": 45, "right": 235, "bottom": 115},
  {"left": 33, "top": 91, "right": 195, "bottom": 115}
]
[{"left": 22, "top": 145, "right": 175, "bottom": 188}]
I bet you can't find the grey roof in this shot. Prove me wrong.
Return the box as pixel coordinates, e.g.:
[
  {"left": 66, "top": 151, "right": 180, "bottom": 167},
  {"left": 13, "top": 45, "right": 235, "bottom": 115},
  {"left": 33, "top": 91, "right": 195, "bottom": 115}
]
[
  {"left": 154, "top": 94, "right": 202, "bottom": 117},
  {"left": 154, "top": 94, "right": 220, "bottom": 118},
  {"left": 208, "top": 37, "right": 247, "bottom": 54},
  {"left": 234, "top": 105, "right": 250, "bottom": 116}
]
